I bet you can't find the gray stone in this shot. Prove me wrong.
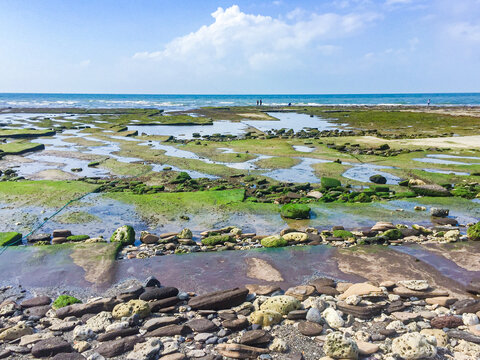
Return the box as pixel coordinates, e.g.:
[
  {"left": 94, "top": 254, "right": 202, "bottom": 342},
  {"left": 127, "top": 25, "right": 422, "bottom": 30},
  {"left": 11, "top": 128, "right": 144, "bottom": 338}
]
[{"left": 31, "top": 338, "right": 73, "bottom": 358}]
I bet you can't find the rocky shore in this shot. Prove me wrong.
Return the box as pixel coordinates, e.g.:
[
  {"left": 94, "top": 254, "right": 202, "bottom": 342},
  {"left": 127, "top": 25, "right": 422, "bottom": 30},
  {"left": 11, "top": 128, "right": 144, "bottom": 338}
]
[{"left": 1, "top": 275, "right": 480, "bottom": 360}]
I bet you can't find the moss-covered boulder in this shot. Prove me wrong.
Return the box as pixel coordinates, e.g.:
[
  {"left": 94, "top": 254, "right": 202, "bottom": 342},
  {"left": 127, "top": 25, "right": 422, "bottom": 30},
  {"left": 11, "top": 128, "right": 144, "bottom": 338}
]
[
  {"left": 467, "top": 222, "right": 480, "bottom": 241},
  {"left": 178, "top": 228, "right": 193, "bottom": 239},
  {"left": 201, "top": 234, "right": 233, "bottom": 246},
  {"left": 333, "top": 230, "right": 354, "bottom": 239},
  {"left": 353, "top": 193, "right": 371, "bottom": 203},
  {"left": 66, "top": 235, "right": 90, "bottom": 242},
  {"left": 261, "top": 235, "right": 288, "bottom": 248},
  {"left": 382, "top": 228, "right": 403, "bottom": 240},
  {"left": 369, "top": 174, "right": 387, "bottom": 184},
  {"left": 112, "top": 299, "right": 150, "bottom": 319},
  {"left": 248, "top": 310, "right": 283, "bottom": 327},
  {"left": 281, "top": 204, "right": 311, "bottom": 219},
  {"left": 110, "top": 225, "right": 135, "bottom": 245},
  {"left": 0, "top": 232, "right": 22, "bottom": 247},
  {"left": 260, "top": 295, "right": 301, "bottom": 315},
  {"left": 323, "top": 332, "right": 359, "bottom": 359},
  {"left": 52, "top": 295, "right": 82, "bottom": 309},
  {"left": 321, "top": 177, "right": 341, "bottom": 189}
]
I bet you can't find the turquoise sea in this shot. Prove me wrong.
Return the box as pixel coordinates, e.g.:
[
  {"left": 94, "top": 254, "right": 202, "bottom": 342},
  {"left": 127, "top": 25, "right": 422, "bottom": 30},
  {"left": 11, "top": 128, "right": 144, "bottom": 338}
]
[{"left": 1, "top": 93, "right": 479, "bottom": 110}]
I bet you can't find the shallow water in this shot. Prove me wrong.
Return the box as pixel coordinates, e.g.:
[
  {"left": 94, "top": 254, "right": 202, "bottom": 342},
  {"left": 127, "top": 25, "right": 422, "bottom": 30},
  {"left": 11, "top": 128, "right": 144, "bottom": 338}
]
[
  {"left": 264, "top": 157, "right": 328, "bottom": 183},
  {"left": 413, "top": 157, "right": 475, "bottom": 165},
  {"left": 342, "top": 163, "right": 401, "bottom": 184},
  {"left": 245, "top": 112, "right": 338, "bottom": 132},
  {"left": 420, "top": 168, "right": 470, "bottom": 176}
]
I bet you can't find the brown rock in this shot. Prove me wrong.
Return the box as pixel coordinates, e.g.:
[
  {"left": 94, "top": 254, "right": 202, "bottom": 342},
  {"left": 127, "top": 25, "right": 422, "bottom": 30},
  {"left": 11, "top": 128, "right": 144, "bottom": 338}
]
[
  {"left": 315, "top": 286, "right": 339, "bottom": 296},
  {"left": 393, "top": 286, "right": 449, "bottom": 299},
  {"left": 285, "top": 285, "right": 316, "bottom": 300},
  {"left": 287, "top": 310, "right": 308, "bottom": 320},
  {"left": 145, "top": 324, "right": 191, "bottom": 337},
  {"left": 96, "top": 335, "right": 144, "bottom": 358},
  {"left": 188, "top": 288, "right": 248, "bottom": 310},
  {"left": 21, "top": 296, "right": 51, "bottom": 308},
  {"left": 337, "top": 301, "right": 385, "bottom": 320},
  {"left": 309, "top": 277, "right": 335, "bottom": 289},
  {"left": 24, "top": 305, "right": 51, "bottom": 317},
  {"left": 160, "top": 353, "right": 186, "bottom": 360},
  {"left": 150, "top": 297, "right": 181, "bottom": 312},
  {"left": 298, "top": 321, "right": 323, "bottom": 336},
  {"left": 216, "top": 343, "right": 269, "bottom": 359},
  {"left": 143, "top": 317, "right": 181, "bottom": 332},
  {"left": 52, "top": 237, "right": 67, "bottom": 244},
  {"left": 97, "top": 327, "right": 139, "bottom": 342},
  {"left": 222, "top": 318, "right": 249, "bottom": 331},
  {"left": 140, "top": 287, "right": 179, "bottom": 301},
  {"left": 239, "top": 330, "right": 272, "bottom": 345},
  {"left": 425, "top": 297, "right": 458, "bottom": 307},
  {"left": 56, "top": 297, "right": 119, "bottom": 319},
  {"left": 466, "top": 280, "right": 480, "bottom": 295},
  {"left": 186, "top": 318, "right": 218, "bottom": 332},
  {"left": 31, "top": 338, "right": 73, "bottom": 358},
  {"left": 52, "top": 229, "right": 71, "bottom": 237},
  {"left": 141, "top": 233, "right": 159, "bottom": 244},
  {"left": 431, "top": 315, "right": 464, "bottom": 329}
]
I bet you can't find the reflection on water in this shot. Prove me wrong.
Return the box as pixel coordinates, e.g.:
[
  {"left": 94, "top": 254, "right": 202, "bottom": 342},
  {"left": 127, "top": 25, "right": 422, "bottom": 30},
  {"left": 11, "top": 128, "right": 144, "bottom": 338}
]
[
  {"left": 245, "top": 112, "right": 338, "bottom": 132},
  {"left": 342, "top": 163, "right": 400, "bottom": 184}
]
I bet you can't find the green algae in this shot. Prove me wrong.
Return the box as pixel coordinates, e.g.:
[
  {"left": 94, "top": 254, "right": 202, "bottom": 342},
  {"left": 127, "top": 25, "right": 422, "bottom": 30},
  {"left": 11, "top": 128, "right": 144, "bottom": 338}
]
[
  {"left": 254, "top": 156, "right": 300, "bottom": 169},
  {"left": 56, "top": 211, "right": 100, "bottom": 224},
  {"left": 52, "top": 295, "right": 81, "bottom": 309},
  {"left": 0, "top": 232, "right": 22, "bottom": 247},
  {"left": 0, "top": 141, "right": 44, "bottom": 155}
]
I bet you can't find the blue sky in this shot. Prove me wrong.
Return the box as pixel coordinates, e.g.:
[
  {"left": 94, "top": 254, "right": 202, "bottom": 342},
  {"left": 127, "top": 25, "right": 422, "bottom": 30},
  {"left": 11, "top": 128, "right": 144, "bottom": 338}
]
[{"left": 0, "top": 0, "right": 479, "bottom": 94}]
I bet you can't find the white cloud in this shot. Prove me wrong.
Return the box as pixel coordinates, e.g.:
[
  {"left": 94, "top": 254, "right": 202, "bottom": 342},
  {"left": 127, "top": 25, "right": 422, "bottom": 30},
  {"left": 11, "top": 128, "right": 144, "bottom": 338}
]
[
  {"left": 447, "top": 22, "right": 480, "bottom": 42},
  {"left": 133, "top": 5, "right": 379, "bottom": 72}
]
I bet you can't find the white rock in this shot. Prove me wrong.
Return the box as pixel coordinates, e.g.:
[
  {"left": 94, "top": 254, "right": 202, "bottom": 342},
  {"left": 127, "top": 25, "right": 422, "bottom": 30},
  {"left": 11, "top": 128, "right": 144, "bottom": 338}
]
[
  {"left": 73, "top": 325, "right": 96, "bottom": 340},
  {"left": 127, "top": 338, "right": 162, "bottom": 360},
  {"left": 86, "top": 311, "right": 113, "bottom": 332},
  {"left": 462, "top": 313, "right": 479, "bottom": 326},
  {"left": 398, "top": 280, "right": 429, "bottom": 291},
  {"left": 323, "top": 307, "right": 345, "bottom": 329},
  {"left": 392, "top": 332, "right": 437, "bottom": 359},
  {"left": 345, "top": 295, "right": 361, "bottom": 306},
  {"left": 105, "top": 321, "right": 129, "bottom": 332},
  {"left": 269, "top": 338, "right": 288, "bottom": 353}
]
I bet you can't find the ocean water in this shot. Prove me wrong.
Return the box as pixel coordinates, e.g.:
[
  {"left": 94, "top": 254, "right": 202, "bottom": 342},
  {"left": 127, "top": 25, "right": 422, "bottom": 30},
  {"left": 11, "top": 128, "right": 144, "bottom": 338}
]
[{"left": 0, "top": 93, "right": 480, "bottom": 110}]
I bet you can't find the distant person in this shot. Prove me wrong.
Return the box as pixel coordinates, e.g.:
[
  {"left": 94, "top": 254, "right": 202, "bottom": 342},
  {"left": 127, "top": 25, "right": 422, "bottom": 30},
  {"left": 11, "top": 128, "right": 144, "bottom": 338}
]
[
  {"left": 256, "top": 100, "right": 259, "bottom": 106},
  {"left": 260, "top": 99, "right": 262, "bottom": 106},
  {"left": 427, "top": 99, "right": 431, "bottom": 107},
  {"left": 288, "top": 102, "right": 292, "bottom": 107}
]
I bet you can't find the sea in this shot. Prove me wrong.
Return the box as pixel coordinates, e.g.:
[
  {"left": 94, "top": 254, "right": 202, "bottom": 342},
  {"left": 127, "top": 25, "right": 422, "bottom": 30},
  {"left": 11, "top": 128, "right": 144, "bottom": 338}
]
[{"left": 1, "top": 93, "right": 480, "bottom": 111}]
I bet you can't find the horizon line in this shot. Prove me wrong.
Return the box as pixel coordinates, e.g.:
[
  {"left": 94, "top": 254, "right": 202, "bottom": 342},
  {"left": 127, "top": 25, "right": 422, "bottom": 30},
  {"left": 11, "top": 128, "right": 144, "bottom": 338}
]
[{"left": 1, "top": 92, "right": 480, "bottom": 96}]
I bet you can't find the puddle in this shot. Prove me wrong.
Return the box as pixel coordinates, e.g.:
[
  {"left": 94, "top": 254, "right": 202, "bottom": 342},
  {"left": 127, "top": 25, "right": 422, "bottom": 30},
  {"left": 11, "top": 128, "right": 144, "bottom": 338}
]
[
  {"left": 293, "top": 145, "right": 315, "bottom": 153},
  {"left": 413, "top": 157, "right": 476, "bottom": 166},
  {"left": 421, "top": 168, "right": 470, "bottom": 176},
  {"left": 342, "top": 163, "right": 401, "bottom": 184},
  {"left": 427, "top": 154, "right": 480, "bottom": 160},
  {"left": 263, "top": 157, "right": 328, "bottom": 183},
  {"left": 22, "top": 154, "right": 110, "bottom": 178},
  {"left": 150, "top": 164, "right": 218, "bottom": 180},
  {"left": 244, "top": 112, "right": 338, "bottom": 132}
]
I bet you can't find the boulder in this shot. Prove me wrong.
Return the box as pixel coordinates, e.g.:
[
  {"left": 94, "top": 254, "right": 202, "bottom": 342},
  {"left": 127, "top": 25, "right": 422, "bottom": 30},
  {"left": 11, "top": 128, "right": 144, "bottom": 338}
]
[
  {"left": 392, "top": 332, "right": 437, "bottom": 359},
  {"left": 431, "top": 315, "right": 464, "bottom": 329},
  {"left": 398, "top": 280, "right": 429, "bottom": 291},
  {"left": 139, "top": 287, "right": 179, "bottom": 301},
  {"left": 338, "top": 283, "right": 383, "bottom": 300},
  {"left": 20, "top": 296, "right": 51, "bottom": 308},
  {"left": 96, "top": 335, "right": 144, "bottom": 358},
  {"left": 260, "top": 235, "right": 287, "bottom": 248},
  {"left": 216, "top": 343, "right": 269, "bottom": 359},
  {"left": 31, "top": 338, "right": 73, "bottom": 358},
  {"left": 0, "top": 324, "right": 33, "bottom": 341},
  {"left": 188, "top": 288, "right": 248, "bottom": 310},
  {"left": 248, "top": 310, "right": 283, "bottom": 326},
  {"left": 282, "top": 232, "right": 308, "bottom": 243},
  {"left": 369, "top": 174, "right": 387, "bottom": 184},
  {"left": 111, "top": 225, "right": 136, "bottom": 245},
  {"left": 322, "top": 307, "right": 345, "bottom": 329},
  {"left": 56, "top": 297, "right": 119, "bottom": 319},
  {"left": 323, "top": 331, "right": 358, "bottom": 359},
  {"left": 112, "top": 299, "right": 150, "bottom": 319},
  {"left": 298, "top": 321, "right": 323, "bottom": 336},
  {"left": 239, "top": 330, "right": 272, "bottom": 345}
]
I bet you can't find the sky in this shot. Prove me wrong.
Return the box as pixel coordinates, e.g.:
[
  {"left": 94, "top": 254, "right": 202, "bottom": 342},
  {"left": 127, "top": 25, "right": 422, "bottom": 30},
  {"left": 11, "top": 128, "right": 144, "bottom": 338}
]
[{"left": 0, "top": 0, "right": 479, "bottom": 94}]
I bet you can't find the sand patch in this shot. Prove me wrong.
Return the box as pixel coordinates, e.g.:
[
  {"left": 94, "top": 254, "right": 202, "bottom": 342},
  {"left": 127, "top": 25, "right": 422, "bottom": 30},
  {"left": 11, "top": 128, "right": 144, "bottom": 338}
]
[
  {"left": 238, "top": 113, "right": 274, "bottom": 120},
  {"left": 245, "top": 257, "right": 284, "bottom": 282},
  {"left": 30, "top": 169, "right": 78, "bottom": 181}
]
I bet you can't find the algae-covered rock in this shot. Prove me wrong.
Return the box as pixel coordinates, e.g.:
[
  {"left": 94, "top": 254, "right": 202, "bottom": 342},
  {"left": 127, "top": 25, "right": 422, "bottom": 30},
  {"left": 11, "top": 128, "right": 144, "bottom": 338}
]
[
  {"left": 280, "top": 204, "right": 311, "bottom": 219},
  {"left": 0, "top": 232, "right": 22, "bottom": 247},
  {"left": 171, "top": 171, "right": 191, "bottom": 184},
  {"left": 369, "top": 174, "right": 387, "bottom": 184},
  {"left": 382, "top": 228, "right": 403, "bottom": 240},
  {"left": 321, "top": 177, "right": 341, "bottom": 189},
  {"left": 201, "top": 235, "right": 233, "bottom": 246},
  {"left": 66, "top": 235, "right": 90, "bottom": 242},
  {"left": 248, "top": 310, "right": 283, "bottom": 327},
  {"left": 467, "top": 222, "right": 480, "bottom": 241},
  {"left": 261, "top": 235, "right": 288, "bottom": 248},
  {"left": 178, "top": 228, "right": 193, "bottom": 239},
  {"left": 52, "top": 295, "right": 82, "bottom": 309},
  {"left": 323, "top": 331, "right": 359, "bottom": 359},
  {"left": 259, "top": 295, "right": 301, "bottom": 315},
  {"left": 332, "top": 230, "right": 354, "bottom": 239},
  {"left": 110, "top": 225, "right": 135, "bottom": 245},
  {"left": 112, "top": 299, "right": 150, "bottom": 319},
  {"left": 411, "top": 184, "right": 450, "bottom": 197},
  {"left": 392, "top": 332, "right": 437, "bottom": 359},
  {"left": 282, "top": 232, "right": 308, "bottom": 243}
]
